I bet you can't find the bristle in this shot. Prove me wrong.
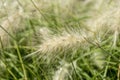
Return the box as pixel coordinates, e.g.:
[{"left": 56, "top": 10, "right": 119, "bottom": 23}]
[
  {"left": 90, "top": 7, "right": 120, "bottom": 47},
  {"left": 30, "top": 28, "right": 91, "bottom": 58}
]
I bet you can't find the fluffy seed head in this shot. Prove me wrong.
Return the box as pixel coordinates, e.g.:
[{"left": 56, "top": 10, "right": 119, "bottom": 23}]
[
  {"left": 29, "top": 27, "right": 92, "bottom": 59},
  {"left": 89, "top": 7, "right": 120, "bottom": 47},
  {"left": 53, "top": 60, "right": 76, "bottom": 80},
  {"left": 0, "top": 12, "right": 23, "bottom": 48}
]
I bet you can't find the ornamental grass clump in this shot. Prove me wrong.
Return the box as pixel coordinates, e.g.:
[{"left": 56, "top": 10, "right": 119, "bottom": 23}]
[
  {"left": 1, "top": 0, "right": 120, "bottom": 80},
  {"left": 28, "top": 5, "right": 120, "bottom": 61}
]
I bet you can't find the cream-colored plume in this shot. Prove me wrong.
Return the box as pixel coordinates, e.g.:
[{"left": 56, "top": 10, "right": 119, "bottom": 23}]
[
  {"left": 53, "top": 62, "right": 70, "bottom": 80},
  {"left": 0, "top": 12, "right": 23, "bottom": 47},
  {"left": 27, "top": 0, "right": 120, "bottom": 65},
  {"left": 26, "top": 27, "right": 91, "bottom": 59},
  {"left": 53, "top": 60, "right": 77, "bottom": 80},
  {"left": 89, "top": 7, "right": 120, "bottom": 47},
  {"left": 28, "top": 6, "right": 120, "bottom": 59}
]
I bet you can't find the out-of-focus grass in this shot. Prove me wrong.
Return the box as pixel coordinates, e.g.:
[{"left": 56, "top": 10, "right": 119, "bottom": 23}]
[{"left": 0, "top": 0, "right": 120, "bottom": 80}]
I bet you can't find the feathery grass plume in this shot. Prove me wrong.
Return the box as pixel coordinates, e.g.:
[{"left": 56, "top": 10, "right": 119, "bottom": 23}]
[
  {"left": 91, "top": 50, "right": 106, "bottom": 69},
  {"left": 86, "top": 2, "right": 120, "bottom": 69},
  {"left": 0, "top": 0, "right": 25, "bottom": 48},
  {"left": 89, "top": 7, "right": 120, "bottom": 47},
  {"left": 81, "top": 1, "right": 120, "bottom": 69},
  {"left": 53, "top": 60, "right": 77, "bottom": 80},
  {"left": 26, "top": 0, "right": 120, "bottom": 65},
  {"left": 53, "top": 62, "right": 70, "bottom": 80},
  {"left": 39, "top": 27, "right": 53, "bottom": 40},
  {"left": 0, "top": 12, "right": 24, "bottom": 48},
  {"left": 26, "top": 27, "right": 93, "bottom": 60},
  {"left": 0, "top": 0, "right": 23, "bottom": 16},
  {"left": 24, "top": 0, "right": 73, "bottom": 15}
]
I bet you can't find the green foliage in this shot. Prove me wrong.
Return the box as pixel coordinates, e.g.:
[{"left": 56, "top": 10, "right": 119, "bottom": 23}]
[{"left": 0, "top": 0, "right": 120, "bottom": 80}]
